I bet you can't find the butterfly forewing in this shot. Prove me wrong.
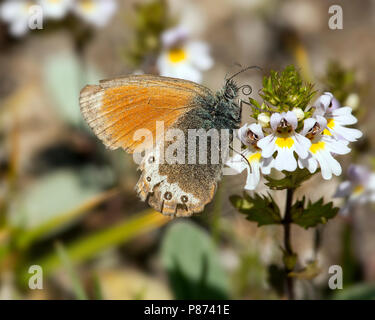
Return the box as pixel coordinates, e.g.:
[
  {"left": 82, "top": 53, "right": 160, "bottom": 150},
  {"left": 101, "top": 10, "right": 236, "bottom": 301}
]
[{"left": 80, "top": 75, "right": 211, "bottom": 152}]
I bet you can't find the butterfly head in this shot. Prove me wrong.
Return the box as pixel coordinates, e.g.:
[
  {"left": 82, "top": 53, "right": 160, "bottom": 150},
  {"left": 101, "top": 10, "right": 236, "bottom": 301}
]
[{"left": 223, "top": 79, "right": 240, "bottom": 101}]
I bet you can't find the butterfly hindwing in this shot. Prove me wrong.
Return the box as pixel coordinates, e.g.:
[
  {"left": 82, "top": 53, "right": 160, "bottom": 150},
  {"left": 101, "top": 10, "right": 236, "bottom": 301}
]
[{"left": 136, "top": 105, "right": 225, "bottom": 216}]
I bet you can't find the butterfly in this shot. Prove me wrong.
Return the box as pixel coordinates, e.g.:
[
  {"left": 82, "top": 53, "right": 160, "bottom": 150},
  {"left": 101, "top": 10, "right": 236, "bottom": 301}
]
[{"left": 80, "top": 69, "right": 254, "bottom": 217}]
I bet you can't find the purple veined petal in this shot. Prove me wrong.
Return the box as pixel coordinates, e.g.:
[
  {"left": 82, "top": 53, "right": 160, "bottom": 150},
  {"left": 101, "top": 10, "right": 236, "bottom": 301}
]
[
  {"left": 329, "top": 96, "right": 341, "bottom": 111},
  {"left": 301, "top": 117, "right": 317, "bottom": 135},
  {"left": 315, "top": 115, "right": 327, "bottom": 130},
  {"left": 318, "top": 92, "right": 333, "bottom": 110},
  {"left": 237, "top": 124, "right": 251, "bottom": 145},
  {"left": 161, "top": 25, "right": 190, "bottom": 48},
  {"left": 249, "top": 123, "right": 264, "bottom": 139},
  {"left": 334, "top": 180, "right": 352, "bottom": 198},
  {"left": 270, "top": 113, "right": 282, "bottom": 131},
  {"left": 284, "top": 111, "right": 298, "bottom": 129},
  {"left": 347, "top": 164, "right": 370, "bottom": 185}
]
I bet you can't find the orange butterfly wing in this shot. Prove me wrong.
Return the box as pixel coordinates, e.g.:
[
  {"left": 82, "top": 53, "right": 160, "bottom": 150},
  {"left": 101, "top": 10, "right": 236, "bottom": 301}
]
[{"left": 80, "top": 75, "right": 211, "bottom": 153}]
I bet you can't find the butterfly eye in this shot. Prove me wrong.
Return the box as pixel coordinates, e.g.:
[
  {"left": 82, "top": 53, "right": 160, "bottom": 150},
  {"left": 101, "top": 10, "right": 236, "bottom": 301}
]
[
  {"left": 146, "top": 176, "right": 151, "bottom": 182},
  {"left": 181, "top": 195, "right": 188, "bottom": 203},
  {"left": 164, "top": 192, "right": 172, "bottom": 200}
]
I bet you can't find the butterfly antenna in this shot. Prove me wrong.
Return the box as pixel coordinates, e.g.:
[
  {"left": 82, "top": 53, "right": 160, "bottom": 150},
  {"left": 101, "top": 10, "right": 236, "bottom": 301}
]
[{"left": 226, "top": 65, "right": 263, "bottom": 83}]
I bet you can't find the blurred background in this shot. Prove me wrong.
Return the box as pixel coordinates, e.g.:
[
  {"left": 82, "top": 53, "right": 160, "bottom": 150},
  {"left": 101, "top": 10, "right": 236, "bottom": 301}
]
[{"left": 0, "top": 0, "right": 374, "bottom": 300}]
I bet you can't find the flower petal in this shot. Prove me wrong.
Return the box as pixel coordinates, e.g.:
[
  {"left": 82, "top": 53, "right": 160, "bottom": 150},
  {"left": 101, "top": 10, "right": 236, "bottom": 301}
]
[
  {"left": 275, "top": 148, "right": 297, "bottom": 172},
  {"left": 225, "top": 153, "right": 247, "bottom": 173},
  {"left": 270, "top": 113, "right": 282, "bottom": 131},
  {"left": 332, "top": 107, "right": 357, "bottom": 125},
  {"left": 293, "top": 133, "right": 311, "bottom": 159},
  {"left": 284, "top": 111, "right": 298, "bottom": 129},
  {"left": 244, "top": 161, "right": 261, "bottom": 190},
  {"left": 258, "top": 134, "right": 276, "bottom": 158},
  {"left": 334, "top": 180, "right": 352, "bottom": 198}
]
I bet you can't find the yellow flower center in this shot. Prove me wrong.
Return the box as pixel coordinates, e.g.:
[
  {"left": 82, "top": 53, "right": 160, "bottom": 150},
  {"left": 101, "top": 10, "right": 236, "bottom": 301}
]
[
  {"left": 323, "top": 129, "right": 332, "bottom": 136},
  {"left": 353, "top": 185, "right": 364, "bottom": 195},
  {"left": 168, "top": 47, "right": 187, "bottom": 64},
  {"left": 309, "top": 141, "right": 325, "bottom": 154},
  {"left": 80, "top": 0, "right": 95, "bottom": 12},
  {"left": 247, "top": 152, "right": 261, "bottom": 163},
  {"left": 275, "top": 137, "right": 294, "bottom": 149},
  {"left": 327, "top": 118, "right": 335, "bottom": 129}
]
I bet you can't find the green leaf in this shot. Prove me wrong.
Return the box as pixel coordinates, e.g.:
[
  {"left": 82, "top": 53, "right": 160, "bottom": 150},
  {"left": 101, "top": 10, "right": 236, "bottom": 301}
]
[
  {"left": 230, "top": 193, "right": 282, "bottom": 226},
  {"left": 8, "top": 169, "right": 109, "bottom": 231},
  {"left": 19, "top": 210, "right": 169, "bottom": 283},
  {"left": 291, "top": 197, "right": 339, "bottom": 229},
  {"left": 161, "top": 221, "right": 229, "bottom": 299},
  {"left": 265, "top": 168, "right": 316, "bottom": 190},
  {"left": 55, "top": 242, "right": 88, "bottom": 300}
]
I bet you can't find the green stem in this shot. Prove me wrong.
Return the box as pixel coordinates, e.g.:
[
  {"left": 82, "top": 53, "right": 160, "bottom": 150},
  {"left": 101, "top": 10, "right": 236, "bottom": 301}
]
[{"left": 283, "top": 188, "right": 295, "bottom": 300}]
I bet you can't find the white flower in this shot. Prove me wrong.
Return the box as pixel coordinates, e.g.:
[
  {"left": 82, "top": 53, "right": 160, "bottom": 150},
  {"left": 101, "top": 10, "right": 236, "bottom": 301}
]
[
  {"left": 226, "top": 123, "right": 273, "bottom": 190},
  {"left": 72, "top": 0, "right": 116, "bottom": 27},
  {"left": 257, "top": 111, "right": 311, "bottom": 172},
  {"left": 298, "top": 117, "right": 351, "bottom": 180},
  {"left": 313, "top": 92, "right": 362, "bottom": 142},
  {"left": 157, "top": 26, "right": 213, "bottom": 83},
  {"left": 334, "top": 165, "right": 375, "bottom": 215},
  {"left": 39, "top": 0, "right": 72, "bottom": 19},
  {"left": 0, "top": 0, "right": 36, "bottom": 37}
]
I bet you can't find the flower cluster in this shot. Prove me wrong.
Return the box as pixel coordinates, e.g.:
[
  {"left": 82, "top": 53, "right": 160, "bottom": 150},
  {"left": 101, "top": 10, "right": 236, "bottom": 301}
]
[
  {"left": 227, "top": 67, "right": 362, "bottom": 190},
  {"left": 0, "top": 0, "right": 117, "bottom": 37},
  {"left": 157, "top": 25, "right": 213, "bottom": 83},
  {"left": 334, "top": 165, "right": 375, "bottom": 215}
]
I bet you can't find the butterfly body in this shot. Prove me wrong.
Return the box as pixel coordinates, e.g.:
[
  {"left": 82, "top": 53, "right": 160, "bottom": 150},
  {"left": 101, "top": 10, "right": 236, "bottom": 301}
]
[{"left": 80, "top": 75, "right": 241, "bottom": 216}]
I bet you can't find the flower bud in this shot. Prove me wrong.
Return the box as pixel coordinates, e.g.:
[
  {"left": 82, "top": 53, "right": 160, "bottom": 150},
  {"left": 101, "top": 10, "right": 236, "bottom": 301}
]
[
  {"left": 292, "top": 107, "right": 304, "bottom": 121},
  {"left": 257, "top": 113, "right": 270, "bottom": 128}
]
